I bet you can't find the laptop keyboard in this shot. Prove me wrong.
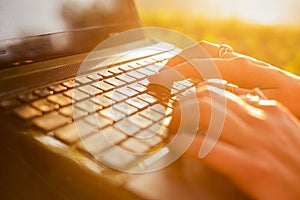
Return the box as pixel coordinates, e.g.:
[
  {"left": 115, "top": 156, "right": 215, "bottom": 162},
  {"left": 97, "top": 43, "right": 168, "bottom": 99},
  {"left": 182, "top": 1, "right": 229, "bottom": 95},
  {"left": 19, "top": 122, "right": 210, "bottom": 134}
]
[{"left": 0, "top": 50, "right": 196, "bottom": 170}]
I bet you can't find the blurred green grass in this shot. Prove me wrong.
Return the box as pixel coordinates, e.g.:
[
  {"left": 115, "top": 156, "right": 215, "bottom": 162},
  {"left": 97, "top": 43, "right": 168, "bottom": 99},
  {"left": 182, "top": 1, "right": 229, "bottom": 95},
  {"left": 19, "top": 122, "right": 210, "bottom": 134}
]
[{"left": 138, "top": 11, "right": 300, "bottom": 75}]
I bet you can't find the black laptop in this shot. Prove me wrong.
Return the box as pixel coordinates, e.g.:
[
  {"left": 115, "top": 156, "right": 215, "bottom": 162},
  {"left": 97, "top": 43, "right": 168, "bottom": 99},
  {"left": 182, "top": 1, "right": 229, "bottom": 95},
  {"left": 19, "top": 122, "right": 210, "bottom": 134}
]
[{"left": 0, "top": 0, "right": 247, "bottom": 199}]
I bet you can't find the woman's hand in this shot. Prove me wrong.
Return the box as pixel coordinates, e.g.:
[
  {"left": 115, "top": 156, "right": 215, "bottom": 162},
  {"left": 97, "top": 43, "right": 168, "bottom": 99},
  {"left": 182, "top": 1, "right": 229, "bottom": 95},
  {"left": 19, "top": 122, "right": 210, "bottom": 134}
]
[
  {"left": 149, "top": 41, "right": 300, "bottom": 118},
  {"left": 169, "top": 85, "right": 300, "bottom": 200}
]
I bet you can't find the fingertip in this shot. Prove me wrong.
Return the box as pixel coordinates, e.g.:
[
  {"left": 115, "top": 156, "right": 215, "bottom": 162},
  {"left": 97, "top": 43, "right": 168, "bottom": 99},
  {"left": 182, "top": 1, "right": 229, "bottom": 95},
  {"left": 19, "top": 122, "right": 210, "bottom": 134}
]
[
  {"left": 147, "top": 74, "right": 156, "bottom": 82},
  {"left": 198, "top": 40, "right": 212, "bottom": 46},
  {"left": 164, "top": 55, "right": 186, "bottom": 69}
]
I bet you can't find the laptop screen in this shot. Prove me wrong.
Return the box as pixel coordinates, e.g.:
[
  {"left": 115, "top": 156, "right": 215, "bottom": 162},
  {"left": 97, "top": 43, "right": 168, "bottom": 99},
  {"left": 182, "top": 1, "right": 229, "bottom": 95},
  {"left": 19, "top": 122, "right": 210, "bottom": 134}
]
[{"left": 0, "top": 0, "right": 141, "bottom": 68}]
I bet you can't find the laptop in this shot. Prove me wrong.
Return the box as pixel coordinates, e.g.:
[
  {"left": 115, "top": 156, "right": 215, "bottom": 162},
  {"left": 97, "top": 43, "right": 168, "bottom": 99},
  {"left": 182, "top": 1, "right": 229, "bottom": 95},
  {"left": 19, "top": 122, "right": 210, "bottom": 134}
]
[{"left": 0, "top": 0, "right": 247, "bottom": 199}]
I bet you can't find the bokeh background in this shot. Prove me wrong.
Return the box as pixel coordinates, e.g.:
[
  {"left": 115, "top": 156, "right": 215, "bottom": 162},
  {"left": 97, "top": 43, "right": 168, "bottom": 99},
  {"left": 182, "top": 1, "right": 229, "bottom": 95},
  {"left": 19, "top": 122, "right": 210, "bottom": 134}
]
[{"left": 135, "top": 0, "right": 300, "bottom": 74}]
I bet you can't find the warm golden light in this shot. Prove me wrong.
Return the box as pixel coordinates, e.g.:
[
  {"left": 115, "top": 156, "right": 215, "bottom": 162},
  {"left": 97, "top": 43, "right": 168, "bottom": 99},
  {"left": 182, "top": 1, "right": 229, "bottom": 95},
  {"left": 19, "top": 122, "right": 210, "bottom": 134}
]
[
  {"left": 230, "top": 0, "right": 283, "bottom": 25},
  {"left": 137, "top": 0, "right": 299, "bottom": 25}
]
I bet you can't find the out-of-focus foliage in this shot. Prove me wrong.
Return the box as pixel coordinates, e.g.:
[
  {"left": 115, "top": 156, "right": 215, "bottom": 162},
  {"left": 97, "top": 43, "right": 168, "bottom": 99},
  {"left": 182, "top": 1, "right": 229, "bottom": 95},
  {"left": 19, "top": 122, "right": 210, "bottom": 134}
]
[{"left": 139, "top": 11, "right": 300, "bottom": 74}]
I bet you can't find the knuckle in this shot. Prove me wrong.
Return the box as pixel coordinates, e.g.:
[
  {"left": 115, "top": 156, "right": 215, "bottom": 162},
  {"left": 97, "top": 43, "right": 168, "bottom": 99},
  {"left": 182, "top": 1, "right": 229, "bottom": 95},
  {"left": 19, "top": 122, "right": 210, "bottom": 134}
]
[
  {"left": 196, "top": 85, "right": 211, "bottom": 96},
  {"left": 260, "top": 100, "right": 293, "bottom": 120},
  {"left": 198, "top": 40, "right": 209, "bottom": 47},
  {"left": 254, "top": 159, "right": 271, "bottom": 176},
  {"left": 233, "top": 57, "right": 250, "bottom": 65},
  {"left": 198, "top": 40, "right": 214, "bottom": 52}
]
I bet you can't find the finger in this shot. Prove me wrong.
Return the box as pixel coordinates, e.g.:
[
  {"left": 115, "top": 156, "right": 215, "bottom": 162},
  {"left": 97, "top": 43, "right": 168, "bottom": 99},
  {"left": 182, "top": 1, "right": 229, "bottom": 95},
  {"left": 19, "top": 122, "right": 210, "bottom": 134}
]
[
  {"left": 160, "top": 41, "right": 213, "bottom": 72},
  {"left": 161, "top": 41, "right": 270, "bottom": 72},
  {"left": 199, "top": 41, "right": 235, "bottom": 58},
  {"left": 161, "top": 41, "right": 234, "bottom": 72},
  {"left": 236, "top": 54, "right": 270, "bottom": 67},
  {"left": 204, "top": 80, "right": 253, "bottom": 96},
  {"left": 181, "top": 133, "right": 247, "bottom": 169},
  {"left": 150, "top": 57, "right": 279, "bottom": 90},
  {"left": 252, "top": 88, "right": 268, "bottom": 100},
  {"left": 205, "top": 81, "right": 268, "bottom": 99},
  {"left": 169, "top": 85, "right": 262, "bottom": 148},
  {"left": 199, "top": 41, "right": 270, "bottom": 66},
  {"left": 179, "top": 134, "right": 254, "bottom": 187},
  {"left": 149, "top": 58, "right": 222, "bottom": 88}
]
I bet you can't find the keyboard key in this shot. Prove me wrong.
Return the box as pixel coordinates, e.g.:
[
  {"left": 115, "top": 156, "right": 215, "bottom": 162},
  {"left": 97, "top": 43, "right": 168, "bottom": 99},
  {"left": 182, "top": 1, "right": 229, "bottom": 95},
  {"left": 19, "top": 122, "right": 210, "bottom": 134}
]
[
  {"left": 13, "top": 105, "right": 42, "bottom": 119},
  {"left": 119, "top": 65, "right": 133, "bottom": 72},
  {"left": 153, "top": 61, "right": 165, "bottom": 70},
  {"left": 98, "top": 70, "right": 113, "bottom": 78},
  {"left": 136, "top": 68, "right": 155, "bottom": 76},
  {"left": 48, "top": 84, "right": 67, "bottom": 93},
  {"left": 75, "top": 100, "right": 101, "bottom": 113},
  {"left": 75, "top": 76, "right": 92, "bottom": 85},
  {"left": 149, "top": 123, "right": 166, "bottom": 134},
  {"left": 127, "top": 71, "right": 145, "bottom": 79},
  {"left": 73, "top": 119, "right": 98, "bottom": 136},
  {"left": 146, "top": 65, "right": 160, "bottom": 73},
  {"left": 160, "top": 116, "right": 172, "bottom": 127},
  {"left": 121, "top": 138, "right": 150, "bottom": 153},
  {"left": 87, "top": 73, "right": 102, "bottom": 81},
  {"left": 78, "top": 126, "right": 127, "bottom": 155},
  {"left": 139, "top": 108, "right": 164, "bottom": 122},
  {"left": 104, "top": 77, "right": 125, "bottom": 87},
  {"left": 34, "top": 88, "right": 53, "bottom": 97},
  {"left": 47, "top": 94, "right": 73, "bottom": 107},
  {"left": 31, "top": 99, "right": 59, "bottom": 112},
  {"left": 77, "top": 131, "right": 113, "bottom": 155},
  {"left": 92, "top": 81, "right": 114, "bottom": 92},
  {"left": 127, "top": 62, "right": 141, "bottom": 69},
  {"left": 115, "top": 119, "right": 140, "bottom": 136},
  {"left": 108, "top": 67, "right": 123, "bottom": 75},
  {"left": 126, "top": 97, "right": 148, "bottom": 109},
  {"left": 171, "top": 88, "right": 179, "bottom": 95},
  {"left": 116, "top": 74, "right": 136, "bottom": 83},
  {"left": 18, "top": 92, "right": 38, "bottom": 102},
  {"left": 138, "top": 79, "right": 150, "bottom": 86},
  {"left": 64, "top": 89, "right": 89, "bottom": 101},
  {"left": 143, "top": 57, "right": 157, "bottom": 64},
  {"left": 54, "top": 120, "right": 96, "bottom": 144},
  {"left": 91, "top": 95, "right": 114, "bottom": 108},
  {"left": 147, "top": 83, "right": 171, "bottom": 102},
  {"left": 33, "top": 111, "right": 71, "bottom": 132},
  {"left": 78, "top": 85, "right": 102, "bottom": 96},
  {"left": 135, "top": 130, "right": 163, "bottom": 147},
  {"left": 173, "top": 82, "right": 188, "bottom": 91},
  {"left": 54, "top": 123, "right": 79, "bottom": 144},
  {"left": 137, "top": 59, "right": 151, "bottom": 66},
  {"left": 116, "top": 87, "right": 138, "bottom": 97},
  {"left": 102, "top": 126, "right": 128, "bottom": 142},
  {"left": 97, "top": 146, "right": 138, "bottom": 170},
  {"left": 180, "top": 87, "right": 196, "bottom": 97},
  {"left": 99, "top": 107, "right": 125, "bottom": 122},
  {"left": 104, "top": 91, "right": 127, "bottom": 102},
  {"left": 128, "top": 83, "right": 147, "bottom": 93},
  {"left": 112, "top": 102, "right": 138, "bottom": 116},
  {"left": 152, "top": 55, "right": 165, "bottom": 62},
  {"left": 138, "top": 93, "right": 157, "bottom": 104},
  {"left": 151, "top": 104, "right": 166, "bottom": 115},
  {"left": 59, "top": 105, "right": 88, "bottom": 119},
  {"left": 0, "top": 98, "right": 21, "bottom": 109},
  {"left": 177, "top": 80, "right": 194, "bottom": 87},
  {"left": 62, "top": 80, "right": 79, "bottom": 88},
  {"left": 83, "top": 114, "right": 113, "bottom": 129},
  {"left": 128, "top": 114, "right": 152, "bottom": 129}
]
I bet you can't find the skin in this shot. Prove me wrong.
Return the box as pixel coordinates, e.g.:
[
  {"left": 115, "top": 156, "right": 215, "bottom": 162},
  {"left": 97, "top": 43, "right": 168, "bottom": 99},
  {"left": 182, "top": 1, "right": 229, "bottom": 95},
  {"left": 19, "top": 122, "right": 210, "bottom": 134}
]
[
  {"left": 149, "top": 41, "right": 300, "bottom": 118},
  {"left": 149, "top": 41, "right": 300, "bottom": 199}
]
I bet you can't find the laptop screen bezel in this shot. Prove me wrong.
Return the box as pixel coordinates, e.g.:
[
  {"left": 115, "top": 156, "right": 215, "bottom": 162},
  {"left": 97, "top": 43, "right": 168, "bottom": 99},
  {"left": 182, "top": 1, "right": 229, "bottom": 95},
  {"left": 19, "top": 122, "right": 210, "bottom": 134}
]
[{"left": 0, "top": 0, "right": 142, "bottom": 69}]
